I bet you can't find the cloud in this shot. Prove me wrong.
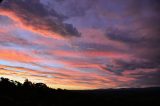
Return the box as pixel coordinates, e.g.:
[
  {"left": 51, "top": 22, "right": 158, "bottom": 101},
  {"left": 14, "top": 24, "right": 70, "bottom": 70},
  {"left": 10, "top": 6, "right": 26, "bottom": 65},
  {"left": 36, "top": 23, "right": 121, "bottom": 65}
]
[
  {"left": 0, "top": 48, "right": 41, "bottom": 63},
  {"left": 0, "top": 0, "right": 159, "bottom": 89},
  {"left": 45, "top": 0, "right": 97, "bottom": 18},
  {"left": 103, "top": 0, "right": 160, "bottom": 78},
  {"left": 133, "top": 70, "right": 160, "bottom": 87},
  {"left": 51, "top": 49, "right": 129, "bottom": 59},
  {"left": 0, "top": 0, "right": 81, "bottom": 39},
  {"left": 122, "top": 68, "right": 160, "bottom": 88},
  {"left": 101, "top": 56, "right": 160, "bottom": 75},
  {"left": 0, "top": 31, "right": 30, "bottom": 46},
  {"left": 105, "top": 28, "right": 142, "bottom": 44},
  {"left": 100, "top": 57, "right": 160, "bottom": 87},
  {"left": 0, "top": 64, "right": 120, "bottom": 89}
]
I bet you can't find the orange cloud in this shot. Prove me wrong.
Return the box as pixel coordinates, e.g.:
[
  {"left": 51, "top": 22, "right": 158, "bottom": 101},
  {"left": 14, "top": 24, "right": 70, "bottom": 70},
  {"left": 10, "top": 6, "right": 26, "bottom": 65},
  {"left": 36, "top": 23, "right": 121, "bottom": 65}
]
[
  {"left": 0, "top": 49, "right": 41, "bottom": 63},
  {"left": 0, "top": 10, "right": 64, "bottom": 40},
  {"left": 52, "top": 50, "right": 130, "bottom": 59},
  {"left": 0, "top": 62, "right": 136, "bottom": 89},
  {"left": 0, "top": 0, "right": 80, "bottom": 40},
  {"left": 0, "top": 64, "right": 118, "bottom": 89}
]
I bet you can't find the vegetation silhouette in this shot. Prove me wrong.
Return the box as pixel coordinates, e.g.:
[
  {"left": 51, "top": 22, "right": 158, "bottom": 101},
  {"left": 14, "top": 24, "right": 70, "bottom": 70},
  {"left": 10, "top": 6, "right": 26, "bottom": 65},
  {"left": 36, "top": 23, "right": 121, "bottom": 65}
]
[{"left": 0, "top": 77, "right": 160, "bottom": 106}]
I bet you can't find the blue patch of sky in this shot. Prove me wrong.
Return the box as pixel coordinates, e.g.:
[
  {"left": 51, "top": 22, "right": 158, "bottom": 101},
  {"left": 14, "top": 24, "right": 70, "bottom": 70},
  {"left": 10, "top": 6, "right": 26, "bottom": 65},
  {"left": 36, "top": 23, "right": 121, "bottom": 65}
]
[{"left": 0, "top": 60, "right": 43, "bottom": 72}]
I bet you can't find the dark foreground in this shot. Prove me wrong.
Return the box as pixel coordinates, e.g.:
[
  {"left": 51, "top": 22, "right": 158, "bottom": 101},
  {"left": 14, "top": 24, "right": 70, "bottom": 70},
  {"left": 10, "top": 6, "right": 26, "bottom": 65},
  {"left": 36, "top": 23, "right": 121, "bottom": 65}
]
[{"left": 0, "top": 77, "right": 160, "bottom": 106}]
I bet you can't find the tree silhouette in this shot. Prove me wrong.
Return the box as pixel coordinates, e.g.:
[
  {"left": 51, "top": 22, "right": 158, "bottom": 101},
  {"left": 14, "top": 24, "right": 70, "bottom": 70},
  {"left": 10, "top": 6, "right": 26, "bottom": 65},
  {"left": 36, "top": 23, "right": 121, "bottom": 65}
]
[
  {"left": 0, "top": 77, "right": 16, "bottom": 89},
  {"left": 0, "top": 77, "right": 159, "bottom": 106},
  {"left": 35, "top": 83, "right": 47, "bottom": 89},
  {"left": 23, "top": 79, "right": 33, "bottom": 88}
]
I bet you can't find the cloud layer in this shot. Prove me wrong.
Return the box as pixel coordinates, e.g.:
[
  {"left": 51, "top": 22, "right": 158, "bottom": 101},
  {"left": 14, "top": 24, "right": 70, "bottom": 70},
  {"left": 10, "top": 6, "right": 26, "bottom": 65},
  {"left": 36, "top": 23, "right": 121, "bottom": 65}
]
[
  {"left": 0, "top": 0, "right": 159, "bottom": 89},
  {"left": 0, "top": 0, "right": 81, "bottom": 39}
]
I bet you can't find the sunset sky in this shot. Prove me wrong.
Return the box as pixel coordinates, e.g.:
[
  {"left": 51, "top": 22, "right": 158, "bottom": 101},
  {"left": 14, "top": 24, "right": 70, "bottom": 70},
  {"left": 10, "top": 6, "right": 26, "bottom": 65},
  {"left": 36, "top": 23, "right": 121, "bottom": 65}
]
[{"left": 0, "top": 0, "right": 159, "bottom": 89}]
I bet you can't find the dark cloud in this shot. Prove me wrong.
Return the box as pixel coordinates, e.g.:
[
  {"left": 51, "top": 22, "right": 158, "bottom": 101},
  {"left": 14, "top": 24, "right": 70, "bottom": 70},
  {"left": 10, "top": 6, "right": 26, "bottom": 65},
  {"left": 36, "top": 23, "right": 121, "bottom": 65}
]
[
  {"left": 100, "top": 65, "right": 123, "bottom": 75},
  {"left": 0, "top": 0, "right": 81, "bottom": 37},
  {"left": 129, "top": 70, "right": 160, "bottom": 88},
  {"left": 0, "top": 0, "right": 3, "bottom": 4},
  {"left": 104, "top": 0, "right": 160, "bottom": 76},
  {"left": 115, "top": 59, "right": 160, "bottom": 71},
  {"left": 126, "top": 0, "right": 160, "bottom": 16},
  {"left": 101, "top": 58, "right": 160, "bottom": 87},
  {"left": 105, "top": 28, "right": 142, "bottom": 44},
  {"left": 101, "top": 57, "right": 160, "bottom": 76},
  {"left": 75, "top": 42, "right": 126, "bottom": 52}
]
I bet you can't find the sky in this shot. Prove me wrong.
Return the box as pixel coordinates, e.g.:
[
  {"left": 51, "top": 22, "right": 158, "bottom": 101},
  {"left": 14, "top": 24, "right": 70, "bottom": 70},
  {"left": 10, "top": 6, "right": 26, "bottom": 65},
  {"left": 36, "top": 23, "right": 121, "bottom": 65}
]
[{"left": 0, "top": 0, "right": 159, "bottom": 90}]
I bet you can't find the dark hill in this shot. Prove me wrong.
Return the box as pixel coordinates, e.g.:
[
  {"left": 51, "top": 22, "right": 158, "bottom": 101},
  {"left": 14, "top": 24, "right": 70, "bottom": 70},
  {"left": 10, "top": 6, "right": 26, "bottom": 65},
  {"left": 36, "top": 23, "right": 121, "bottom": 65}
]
[{"left": 0, "top": 77, "right": 160, "bottom": 106}]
